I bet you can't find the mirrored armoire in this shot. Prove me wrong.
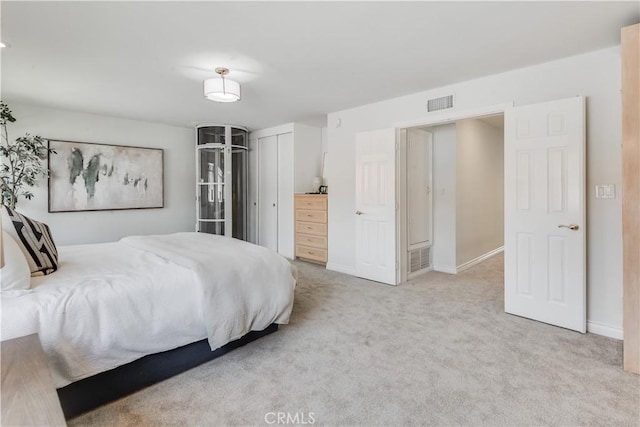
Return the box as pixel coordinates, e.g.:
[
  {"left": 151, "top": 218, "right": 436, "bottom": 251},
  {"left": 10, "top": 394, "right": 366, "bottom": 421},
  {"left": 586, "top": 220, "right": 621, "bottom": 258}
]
[{"left": 196, "top": 124, "right": 248, "bottom": 240}]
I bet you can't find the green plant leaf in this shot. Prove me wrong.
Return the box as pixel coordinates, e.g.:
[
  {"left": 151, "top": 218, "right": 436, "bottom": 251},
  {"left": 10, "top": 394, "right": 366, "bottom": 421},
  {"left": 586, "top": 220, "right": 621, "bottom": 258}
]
[{"left": 0, "top": 102, "right": 47, "bottom": 208}]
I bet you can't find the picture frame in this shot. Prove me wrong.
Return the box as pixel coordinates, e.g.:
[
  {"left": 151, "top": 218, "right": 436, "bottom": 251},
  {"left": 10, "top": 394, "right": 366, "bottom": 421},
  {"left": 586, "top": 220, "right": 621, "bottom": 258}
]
[{"left": 47, "top": 139, "right": 164, "bottom": 212}]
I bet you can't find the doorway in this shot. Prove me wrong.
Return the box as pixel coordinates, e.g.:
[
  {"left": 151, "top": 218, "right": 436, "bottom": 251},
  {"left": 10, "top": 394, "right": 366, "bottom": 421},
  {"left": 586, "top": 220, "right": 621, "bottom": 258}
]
[
  {"left": 398, "top": 115, "right": 505, "bottom": 283},
  {"left": 393, "top": 97, "right": 587, "bottom": 334},
  {"left": 355, "top": 99, "right": 586, "bottom": 333}
]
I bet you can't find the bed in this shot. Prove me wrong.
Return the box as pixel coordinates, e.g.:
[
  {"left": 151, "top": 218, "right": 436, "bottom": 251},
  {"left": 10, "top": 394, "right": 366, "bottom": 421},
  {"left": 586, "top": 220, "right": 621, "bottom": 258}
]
[{"left": 1, "top": 231, "right": 296, "bottom": 417}]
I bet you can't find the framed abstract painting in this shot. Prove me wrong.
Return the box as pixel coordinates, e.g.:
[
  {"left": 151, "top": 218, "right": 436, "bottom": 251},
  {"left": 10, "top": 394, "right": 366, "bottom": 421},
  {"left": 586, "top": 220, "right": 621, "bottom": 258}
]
[{"left": 48, "top": 140, "right": 164, "bottom": 212}]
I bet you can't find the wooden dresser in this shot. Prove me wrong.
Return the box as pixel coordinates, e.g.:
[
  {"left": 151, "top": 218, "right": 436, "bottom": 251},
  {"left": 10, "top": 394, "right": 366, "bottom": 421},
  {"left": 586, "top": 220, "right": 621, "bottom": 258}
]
[
  {"left": 1, "top": 334, "right": 67, "bottom": 426},
  {"left": 295, "top": 194, "right": 328, "bottom": 265}
]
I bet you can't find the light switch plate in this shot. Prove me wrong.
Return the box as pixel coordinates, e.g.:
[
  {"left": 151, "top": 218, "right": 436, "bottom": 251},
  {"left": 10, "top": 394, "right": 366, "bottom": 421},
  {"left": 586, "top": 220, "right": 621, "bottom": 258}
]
[{"left": 595, "top": 184, "right": 615, "bottom": 199}]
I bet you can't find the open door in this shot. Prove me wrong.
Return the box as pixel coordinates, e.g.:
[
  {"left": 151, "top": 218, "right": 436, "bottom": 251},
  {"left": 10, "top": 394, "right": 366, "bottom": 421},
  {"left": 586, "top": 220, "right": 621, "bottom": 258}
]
[
  {"left": 355, "top": 128, "right": 397, "bottom": 285},
  {"left": 504, "top": 96, "right": 586, "bottom": 332}
]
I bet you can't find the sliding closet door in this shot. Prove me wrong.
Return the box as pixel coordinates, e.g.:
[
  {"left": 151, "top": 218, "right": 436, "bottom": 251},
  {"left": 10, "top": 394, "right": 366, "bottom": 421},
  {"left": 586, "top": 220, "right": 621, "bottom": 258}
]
[
  {"left": 247, "top": 138, "right": 259, "bottom": 244},
  {"left": 277, "top": 132, "right": 294, "bottom": 259},
  {"left": 258, "top": 135, "right": 278, "bottom": 251}
]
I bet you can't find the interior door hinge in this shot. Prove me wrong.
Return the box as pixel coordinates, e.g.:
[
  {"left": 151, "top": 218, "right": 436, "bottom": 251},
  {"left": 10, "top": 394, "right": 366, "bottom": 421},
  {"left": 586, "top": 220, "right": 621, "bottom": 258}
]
[{"left": 395, "top": 141, "right": 399, "bottom": 151}]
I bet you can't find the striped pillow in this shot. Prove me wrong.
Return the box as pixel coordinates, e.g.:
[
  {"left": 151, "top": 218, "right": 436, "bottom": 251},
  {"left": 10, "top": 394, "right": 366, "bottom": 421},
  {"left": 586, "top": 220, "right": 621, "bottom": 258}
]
[{"left": 2, "top": 206, "right": 58, "bottom": 276}]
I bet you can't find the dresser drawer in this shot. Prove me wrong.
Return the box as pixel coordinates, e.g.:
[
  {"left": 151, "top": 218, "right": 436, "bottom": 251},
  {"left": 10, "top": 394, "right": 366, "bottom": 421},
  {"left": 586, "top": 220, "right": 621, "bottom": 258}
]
[
  {"left": 294, "top": 194, "right": 328, "bottom": 266},
  {"left": 296, "top": 233, "right": 327, "bottom": 249},
  {"left": 296, "top": 221, "right": 327, "bottom": 236},
  {"left": 295, "top": 196, "right": 327, "bottom": 210},
  {"left": 295, "top": 209, "right": 327, "bottom": 224},
  {"left": 296, "top": 245, "right": 327, "bottom": 263}
]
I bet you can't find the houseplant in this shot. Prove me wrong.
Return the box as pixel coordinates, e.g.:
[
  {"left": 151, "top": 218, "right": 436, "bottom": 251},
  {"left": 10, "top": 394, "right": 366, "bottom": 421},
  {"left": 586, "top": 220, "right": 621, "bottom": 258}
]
[{"left": 0, "top": 101, "right": 53, "bottom": 209}]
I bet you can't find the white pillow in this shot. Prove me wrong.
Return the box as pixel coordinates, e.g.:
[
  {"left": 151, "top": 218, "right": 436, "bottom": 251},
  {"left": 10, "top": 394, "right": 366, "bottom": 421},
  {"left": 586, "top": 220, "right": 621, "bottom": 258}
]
[{"left": 1, "top": 230, "right": 31, "bottom": 291}]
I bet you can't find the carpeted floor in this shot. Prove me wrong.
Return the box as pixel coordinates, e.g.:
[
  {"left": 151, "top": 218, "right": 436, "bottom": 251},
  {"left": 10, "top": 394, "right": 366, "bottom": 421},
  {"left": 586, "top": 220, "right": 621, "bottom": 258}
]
[{"left": 71, "top": 254, "right": 640, "bottom": 426}]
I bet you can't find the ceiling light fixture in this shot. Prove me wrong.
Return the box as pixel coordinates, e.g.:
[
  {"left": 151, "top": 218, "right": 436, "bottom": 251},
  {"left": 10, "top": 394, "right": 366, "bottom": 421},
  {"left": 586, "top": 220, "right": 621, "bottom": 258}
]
[
  {"left": 204, "top": 67, "right": 241, "bottom": 103},
  {"left": 0, "top": 42, "right": 6, "bottom": 48}
]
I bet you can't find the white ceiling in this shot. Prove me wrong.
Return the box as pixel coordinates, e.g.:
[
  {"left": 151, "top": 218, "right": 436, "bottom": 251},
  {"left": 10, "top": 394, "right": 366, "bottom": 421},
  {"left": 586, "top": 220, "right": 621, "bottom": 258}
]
[{"left": 1, "top": 2, "right": 638, "bottom": 130}]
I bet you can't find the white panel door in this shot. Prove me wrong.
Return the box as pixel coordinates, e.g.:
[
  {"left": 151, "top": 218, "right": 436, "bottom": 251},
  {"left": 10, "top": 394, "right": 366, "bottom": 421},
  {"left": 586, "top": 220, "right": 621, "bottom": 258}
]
[
  {"left": 407, "top": 129, "right": 433, "bottom": 248},
  {"left": 504, "top": 96, "right": 586, "bottom": 332},
  {"left": 277, "top": 132, "right": 294, "bottom": 259},
  {"left": 258, "top": 135, "right": 278, "bottom": 252},
  {"left": 355, "top": 128, "right": 397, "bottom": 285}
]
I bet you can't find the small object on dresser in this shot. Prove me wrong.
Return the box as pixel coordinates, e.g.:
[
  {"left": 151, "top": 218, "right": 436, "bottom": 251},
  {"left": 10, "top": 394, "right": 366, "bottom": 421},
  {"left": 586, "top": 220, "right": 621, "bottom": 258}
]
[{"left": 312, "top": 176, "right": 322, "bottom": 191}]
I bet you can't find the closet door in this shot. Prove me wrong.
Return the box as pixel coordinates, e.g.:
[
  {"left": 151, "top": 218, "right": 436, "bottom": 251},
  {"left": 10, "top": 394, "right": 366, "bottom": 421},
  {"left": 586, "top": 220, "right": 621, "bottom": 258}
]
[
  {"left": 277, "top": 132, "right": 294, "bottom": 259},
  {"left": 247, "top": 138, "right": 259, "bottom": 244},
  {"left": 258, "top": 135, "right": 278, "bottom": 251}
]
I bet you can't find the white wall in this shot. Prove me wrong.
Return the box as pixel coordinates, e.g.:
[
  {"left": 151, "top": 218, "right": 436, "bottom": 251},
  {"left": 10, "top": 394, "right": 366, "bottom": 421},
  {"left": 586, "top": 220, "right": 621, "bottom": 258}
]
[
  {"left": 4, "top": 103, "right": 195, "bottom": 245},
  {"left": 326, "top": 47, "right": 623, "bottom": 335},
  {"left": 293, "top": 123, "right": 323, "bottom": 194},
  {"left": 321, "top": 126, "right": 328, "bottom": 185},
  {"left": 429, "top": 124, "right": 457, "bottom": 273},
  {"left": 321, "top": 126, "right": 328, "bottom": 157},
  {"left": 455, "top": 119, "right": 504, "bottom": 267}
]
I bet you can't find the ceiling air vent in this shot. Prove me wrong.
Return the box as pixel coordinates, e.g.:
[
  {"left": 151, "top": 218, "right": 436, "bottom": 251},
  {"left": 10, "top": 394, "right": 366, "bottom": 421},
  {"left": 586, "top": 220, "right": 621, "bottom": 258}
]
[{"left": 427, "top": 95, "right": 454, "bottom": 112}]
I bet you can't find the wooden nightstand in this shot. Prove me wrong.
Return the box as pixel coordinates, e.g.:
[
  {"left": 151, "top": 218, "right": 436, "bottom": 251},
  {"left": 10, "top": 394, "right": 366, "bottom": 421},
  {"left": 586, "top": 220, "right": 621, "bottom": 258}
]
[
  {"left": 1, "top": 334, "right": 66, "bottom": 426},
  {"left": 295, "top": 194, "right": 328, "bottom": 265}
]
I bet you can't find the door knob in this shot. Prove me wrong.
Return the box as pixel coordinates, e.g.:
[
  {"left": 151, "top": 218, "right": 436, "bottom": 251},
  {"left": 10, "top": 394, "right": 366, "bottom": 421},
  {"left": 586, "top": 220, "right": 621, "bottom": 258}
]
[
  {"left": 558, "top": 224, "right": 579, "bottom": 231},
  {"left": 355, "top": 210, "right": 363, "bottom": 215}
]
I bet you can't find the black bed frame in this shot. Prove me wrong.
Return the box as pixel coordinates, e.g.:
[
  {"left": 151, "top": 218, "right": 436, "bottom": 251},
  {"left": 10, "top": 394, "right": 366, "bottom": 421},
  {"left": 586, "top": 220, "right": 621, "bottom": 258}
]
[{"left": 57, "top": 324, "right": 278, "bottom": 419}]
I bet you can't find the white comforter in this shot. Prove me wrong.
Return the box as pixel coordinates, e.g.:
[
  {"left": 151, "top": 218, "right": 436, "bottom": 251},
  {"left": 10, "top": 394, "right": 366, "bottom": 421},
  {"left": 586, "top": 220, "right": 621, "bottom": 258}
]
[{"left": 0, "top": 232, "right": 296, "bottom": 387}]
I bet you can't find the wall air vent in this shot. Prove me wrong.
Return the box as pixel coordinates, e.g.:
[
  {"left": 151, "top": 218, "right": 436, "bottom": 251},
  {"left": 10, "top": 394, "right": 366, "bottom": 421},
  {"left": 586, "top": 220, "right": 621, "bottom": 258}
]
[
  {"left": 427, "top": 95, "right": 454, "bottom": 112},
  {"left": 409, "top": 246, "right": 431, "bottom": 273}
]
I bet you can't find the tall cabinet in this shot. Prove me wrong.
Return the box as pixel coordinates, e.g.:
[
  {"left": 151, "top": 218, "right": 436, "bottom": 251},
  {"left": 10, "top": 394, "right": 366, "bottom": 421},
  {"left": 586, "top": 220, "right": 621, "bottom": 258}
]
[
  {"left": 248, "top": 123, "right": 323, "bottom": 259},
  {"left": 295, "top": 194, "right": 328, "bottom": 265}
]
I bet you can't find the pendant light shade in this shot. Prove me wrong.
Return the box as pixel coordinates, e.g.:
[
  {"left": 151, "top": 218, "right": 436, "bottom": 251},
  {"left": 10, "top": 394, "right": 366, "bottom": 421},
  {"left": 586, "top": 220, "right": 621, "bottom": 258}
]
[{"left": 204, "top": 67, "right": 241, "bottom": 103}]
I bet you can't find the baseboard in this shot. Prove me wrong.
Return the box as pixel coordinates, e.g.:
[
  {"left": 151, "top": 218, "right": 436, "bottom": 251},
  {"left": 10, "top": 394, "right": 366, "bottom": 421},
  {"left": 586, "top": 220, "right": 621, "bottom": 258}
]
[
  {"left": 587, "top": 321, "right": 623, "bottom": 340},
  {"left": 433, "top": 265, "right": 457, "bottom": 274},
  {"left": 456, "top": 246, "right": 504, "bottom": 273},
  {"left": 326, "top": 262, "right": 356, "bottom": 276}
]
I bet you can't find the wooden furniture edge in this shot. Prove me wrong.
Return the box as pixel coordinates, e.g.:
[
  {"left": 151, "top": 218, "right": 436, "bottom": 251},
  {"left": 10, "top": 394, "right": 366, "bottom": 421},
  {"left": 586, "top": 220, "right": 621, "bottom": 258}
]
[
  {"left": 622, "top": 23, "right": 640, "bottom": 375},
  {"left": 1, "top": 334, "right": 67, "bottom": 426}
]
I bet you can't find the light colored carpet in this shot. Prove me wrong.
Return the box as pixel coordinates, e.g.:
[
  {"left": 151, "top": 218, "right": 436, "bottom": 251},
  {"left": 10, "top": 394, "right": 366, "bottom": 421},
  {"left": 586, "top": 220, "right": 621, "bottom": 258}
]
[{"left": 71, "top": 254, "right": 639, "bottom": 426}]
